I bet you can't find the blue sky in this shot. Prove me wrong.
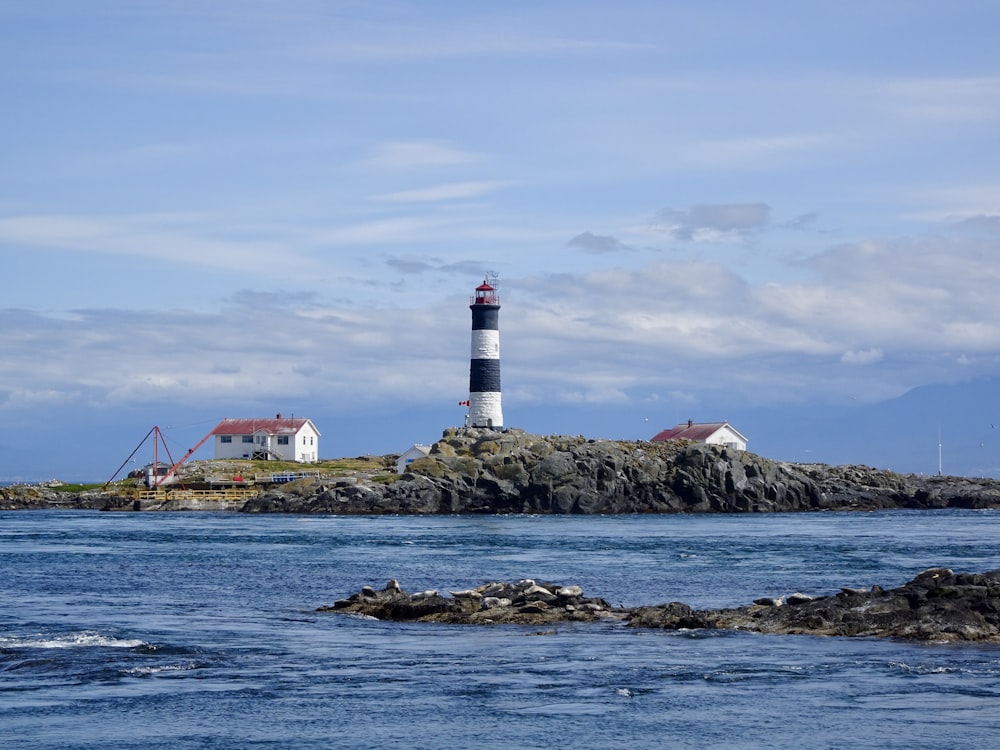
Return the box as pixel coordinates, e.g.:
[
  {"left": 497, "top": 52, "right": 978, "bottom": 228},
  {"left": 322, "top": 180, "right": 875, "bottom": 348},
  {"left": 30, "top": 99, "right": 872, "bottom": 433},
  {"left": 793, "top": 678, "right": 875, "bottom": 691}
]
[{"left": 3, "top": 1, "right": 1000, "bottom": 481}]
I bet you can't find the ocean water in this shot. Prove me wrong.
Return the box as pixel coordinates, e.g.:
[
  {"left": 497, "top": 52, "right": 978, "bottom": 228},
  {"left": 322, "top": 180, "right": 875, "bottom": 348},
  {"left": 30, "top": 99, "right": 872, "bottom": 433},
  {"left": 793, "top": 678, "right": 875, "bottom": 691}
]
[{"left": 2, "top": 509, "right": 999, "bottom": 749}]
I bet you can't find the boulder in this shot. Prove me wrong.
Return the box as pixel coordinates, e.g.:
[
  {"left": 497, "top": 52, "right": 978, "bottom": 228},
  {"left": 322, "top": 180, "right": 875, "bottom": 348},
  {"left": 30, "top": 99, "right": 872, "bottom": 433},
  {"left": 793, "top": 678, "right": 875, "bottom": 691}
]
[{"left": 318, "top": 579, "right": 624, "bottom": 625}]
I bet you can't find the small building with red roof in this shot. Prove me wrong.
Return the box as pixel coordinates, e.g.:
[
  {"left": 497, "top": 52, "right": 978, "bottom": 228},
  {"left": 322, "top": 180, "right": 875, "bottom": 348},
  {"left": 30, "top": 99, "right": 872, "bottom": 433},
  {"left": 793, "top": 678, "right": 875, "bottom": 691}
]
[
  {"left": 650, "top": 420, "right": 748, "bottom": 452},
  {"left": 210, "top": 414, "right": 321, "bottom": 463}
]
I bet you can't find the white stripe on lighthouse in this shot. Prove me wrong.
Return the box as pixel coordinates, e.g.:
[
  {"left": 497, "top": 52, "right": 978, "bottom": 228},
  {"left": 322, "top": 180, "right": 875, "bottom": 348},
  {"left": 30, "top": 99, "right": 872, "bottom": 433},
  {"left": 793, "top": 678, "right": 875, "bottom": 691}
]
[{"left": 470, "top": 329, "right": 500, "bottom": 360}]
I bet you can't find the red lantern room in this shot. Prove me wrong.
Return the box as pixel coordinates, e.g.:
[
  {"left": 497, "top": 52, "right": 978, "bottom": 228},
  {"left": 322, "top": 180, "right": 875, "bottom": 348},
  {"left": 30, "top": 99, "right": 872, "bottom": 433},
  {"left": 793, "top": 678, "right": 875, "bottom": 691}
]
[{"left": 473, "top": 280, "right": 498, "bottom": 305}]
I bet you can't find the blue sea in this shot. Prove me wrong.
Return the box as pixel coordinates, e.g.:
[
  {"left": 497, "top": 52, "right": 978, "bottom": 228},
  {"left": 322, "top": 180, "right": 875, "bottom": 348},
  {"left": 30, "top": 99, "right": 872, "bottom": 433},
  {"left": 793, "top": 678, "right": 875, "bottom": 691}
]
[{"left": 2, "top": 509, "right": 1000, "bottom": 749}]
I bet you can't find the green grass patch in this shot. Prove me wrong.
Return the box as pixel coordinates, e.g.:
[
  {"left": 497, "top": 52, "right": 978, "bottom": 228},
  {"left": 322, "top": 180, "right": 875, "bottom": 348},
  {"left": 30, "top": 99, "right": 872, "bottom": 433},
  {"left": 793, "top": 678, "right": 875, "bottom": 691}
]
[{"left": 50, "top": 483, "right": 104, "bottom": 493}]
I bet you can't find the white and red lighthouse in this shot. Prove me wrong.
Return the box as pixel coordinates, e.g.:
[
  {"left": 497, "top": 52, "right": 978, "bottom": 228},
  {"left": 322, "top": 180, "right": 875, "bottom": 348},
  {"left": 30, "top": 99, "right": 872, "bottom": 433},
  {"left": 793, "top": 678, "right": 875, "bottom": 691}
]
[{"left": 466, "top": 275, "right": 504, "bottom": 429}]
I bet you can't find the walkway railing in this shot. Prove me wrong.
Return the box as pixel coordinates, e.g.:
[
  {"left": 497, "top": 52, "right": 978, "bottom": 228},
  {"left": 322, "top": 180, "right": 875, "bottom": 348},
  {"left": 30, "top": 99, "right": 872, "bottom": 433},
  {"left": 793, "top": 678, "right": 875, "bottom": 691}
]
[
  {"left": 252, "top": 471, "right": 323, "bottom": 484},
  {"left": 136, "top": 488, "right": 261, "bottom": 502}
]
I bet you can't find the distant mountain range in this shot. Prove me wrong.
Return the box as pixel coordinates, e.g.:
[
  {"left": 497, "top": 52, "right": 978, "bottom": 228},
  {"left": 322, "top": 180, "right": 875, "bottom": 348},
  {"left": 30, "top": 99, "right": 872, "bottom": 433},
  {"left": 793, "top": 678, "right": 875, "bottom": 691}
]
[
  {"left": 507, "top": 377, "right": 1000, "bottom": 479},
  {"left": 730, "top": 377, "right": 1000, "bottom": 478}
]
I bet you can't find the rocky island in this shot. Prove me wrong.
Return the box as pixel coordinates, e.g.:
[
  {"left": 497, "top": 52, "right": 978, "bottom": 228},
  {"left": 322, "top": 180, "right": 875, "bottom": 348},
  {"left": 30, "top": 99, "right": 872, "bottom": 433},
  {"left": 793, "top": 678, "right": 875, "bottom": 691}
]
[
  {"left": 322, "top": 567, "right": 1000, "bottom": 643},
  {"left": 4, "top": 427, "right": 1000, "bottom": 513},
  {"left": 244, "top": 428, "right": 1000, "bottom": 514}
]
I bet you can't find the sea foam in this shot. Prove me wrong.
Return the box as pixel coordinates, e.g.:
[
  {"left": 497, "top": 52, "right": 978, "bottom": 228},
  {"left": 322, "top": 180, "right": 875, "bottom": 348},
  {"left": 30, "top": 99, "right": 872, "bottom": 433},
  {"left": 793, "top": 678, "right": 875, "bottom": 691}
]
[{"left": 0, "top": 631, "right": 147, "bottom": 649}]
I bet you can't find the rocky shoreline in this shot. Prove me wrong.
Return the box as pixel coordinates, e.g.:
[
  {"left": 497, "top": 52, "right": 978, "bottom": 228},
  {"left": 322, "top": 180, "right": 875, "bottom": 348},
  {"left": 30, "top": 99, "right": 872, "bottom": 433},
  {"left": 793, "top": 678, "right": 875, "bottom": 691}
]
[
  {"left": 321, "top": 568, "right": 1000, "bottom": 643},
  {"left": 5, "top": 427, "right": 1000, "bottom": 513},
  {"left": 244, "top": 428, "right": 1000, "bottom": 514}
]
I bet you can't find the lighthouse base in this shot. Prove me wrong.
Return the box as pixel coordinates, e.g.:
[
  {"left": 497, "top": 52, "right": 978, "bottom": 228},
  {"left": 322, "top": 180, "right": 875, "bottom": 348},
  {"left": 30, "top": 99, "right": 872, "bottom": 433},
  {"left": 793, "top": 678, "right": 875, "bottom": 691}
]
[{"left": 466, "top": 392, "right": 503, "bottom": 429}]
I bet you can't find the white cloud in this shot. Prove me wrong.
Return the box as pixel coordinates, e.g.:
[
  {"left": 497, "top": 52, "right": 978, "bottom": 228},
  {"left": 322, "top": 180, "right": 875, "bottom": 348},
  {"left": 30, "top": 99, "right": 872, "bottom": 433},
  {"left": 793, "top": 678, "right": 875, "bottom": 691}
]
[
  {"left": 654, "top": 204, "right": 771, "bottom": 242},
  {"left": 0, "top": 302, "right": 466, "bottom": 414},
  {"left": 883, "top": 76, "right": 1000, "bottom": 123},
  {"left": 567, "top": 231, "right": 631, "bottom": 254},
  {"left": 841, "top": 348, "right": 884, "bottom": 366},
  {"left": 0, "top": 212, "right": 317, "bottom": 273},
  {"left": 900, "top": 183, "right": 1000, "bottom": 223},
  {"left": 372, "top": 181, "right": 508, "bottom": 203},
  {"left": 3, "top": 219, "right": 1000, "bottom": 420},
  {"left": 681, "top": 133, "right": 840, "bottom": 169},
  {"left": 315, "top": 215, "right": 462, "bottom": 245},
  {"left": 1, "top": 388, "right": 80, "bottom": 407},
  {"left": 4, "top": 2, "right": 1000, "bottom": 436},
  {"left": 366, "top": 141, "right": 482, "bottom": 170}
]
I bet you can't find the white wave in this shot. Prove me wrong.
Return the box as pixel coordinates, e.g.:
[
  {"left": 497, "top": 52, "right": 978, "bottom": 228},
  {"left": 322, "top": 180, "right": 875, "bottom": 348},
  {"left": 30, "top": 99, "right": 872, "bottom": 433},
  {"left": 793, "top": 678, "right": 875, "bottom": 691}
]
[
  {"left": 0, "top": 631, "right": 147, "bottom": 649},
  {"left": 122, "top": 663, "right": 196, "bottom": 676},
  {"left": 887, "top": 661, "right": 959, "bottom": 675},
  {"left": 346, "top": 612, "right": 380, "bottom": 621}
]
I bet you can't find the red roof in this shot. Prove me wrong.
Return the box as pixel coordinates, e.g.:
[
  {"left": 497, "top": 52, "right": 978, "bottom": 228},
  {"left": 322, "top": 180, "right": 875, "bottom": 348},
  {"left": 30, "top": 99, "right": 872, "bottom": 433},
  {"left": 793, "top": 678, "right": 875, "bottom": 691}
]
[
  {"left": 210, "top": 417, "right": 317, "bottom": 436},
  {"left": 651, "top": 421, "right": 730, "bottom": 442}
]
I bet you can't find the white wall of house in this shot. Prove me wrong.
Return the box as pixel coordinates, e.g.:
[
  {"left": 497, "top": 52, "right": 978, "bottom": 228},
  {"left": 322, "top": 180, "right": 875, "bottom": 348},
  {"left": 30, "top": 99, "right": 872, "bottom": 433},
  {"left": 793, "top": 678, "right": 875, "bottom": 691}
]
[
  {"left": 293, "top": 423, "right": 320, "bottom": 463},
  {"left": 215, "top": 434, "right": 254, "bottom": 460},
  {"left": 396, "top": 444, "right": 431, "bottom": 473},
  {"left": 256, "top": 429, "right": 295, "bottom": 462},
  {"left": 213, "top": 421, "right": 321, "bottom": 462},
  {"left": 704, "top": 424, "right": 748, "bottom": 451}
]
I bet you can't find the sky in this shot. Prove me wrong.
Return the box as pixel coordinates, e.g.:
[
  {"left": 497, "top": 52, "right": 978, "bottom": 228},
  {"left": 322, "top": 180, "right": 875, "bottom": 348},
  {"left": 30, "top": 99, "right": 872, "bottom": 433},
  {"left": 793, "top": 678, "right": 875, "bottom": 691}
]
[{"left": 3, "top": 1, "right": 1000, "bottom": 482}]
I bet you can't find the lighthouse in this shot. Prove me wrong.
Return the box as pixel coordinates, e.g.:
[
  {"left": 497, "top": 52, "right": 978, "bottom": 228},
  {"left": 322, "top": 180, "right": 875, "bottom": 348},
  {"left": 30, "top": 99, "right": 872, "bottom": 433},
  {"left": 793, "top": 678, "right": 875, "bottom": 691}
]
[{"left": 467, "top": 275, "right": 504, "bottom": 429}]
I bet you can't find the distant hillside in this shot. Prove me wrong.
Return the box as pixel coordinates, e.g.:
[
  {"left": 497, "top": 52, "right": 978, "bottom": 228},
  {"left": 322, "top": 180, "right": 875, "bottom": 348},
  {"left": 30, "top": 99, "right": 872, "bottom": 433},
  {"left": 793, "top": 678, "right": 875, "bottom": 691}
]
[
  {"left": 502, "top": 377, "right": 1000, "bottom": 479},
  {"left": 736, "top": 377, "right": 1000, "bottom": 477}
]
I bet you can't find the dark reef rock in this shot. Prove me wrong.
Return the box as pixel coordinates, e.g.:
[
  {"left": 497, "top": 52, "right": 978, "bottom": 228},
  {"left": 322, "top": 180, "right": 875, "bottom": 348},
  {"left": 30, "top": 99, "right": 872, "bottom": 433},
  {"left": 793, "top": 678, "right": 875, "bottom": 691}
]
[
  {"left": 628, "top": 568, "right": 1000, "bottom": 642},
  {"left": 322, "top": 569, "right": 1000, "bottom": 642},
  {"left": 242, "top": 428, "right": 1000, "bottom": 515},
  {"left": 0, "top": 484, "right": 110, "bottom": 510},
  {"left": 318, "top": 578, "right": 623, "bottom": 625}
]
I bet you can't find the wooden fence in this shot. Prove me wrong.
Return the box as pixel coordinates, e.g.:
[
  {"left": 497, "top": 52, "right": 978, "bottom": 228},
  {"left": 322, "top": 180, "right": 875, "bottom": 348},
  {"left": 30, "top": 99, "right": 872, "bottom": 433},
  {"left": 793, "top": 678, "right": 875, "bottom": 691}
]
[{"left": 136, "top": 488, "right": 261, "bottom": 503}]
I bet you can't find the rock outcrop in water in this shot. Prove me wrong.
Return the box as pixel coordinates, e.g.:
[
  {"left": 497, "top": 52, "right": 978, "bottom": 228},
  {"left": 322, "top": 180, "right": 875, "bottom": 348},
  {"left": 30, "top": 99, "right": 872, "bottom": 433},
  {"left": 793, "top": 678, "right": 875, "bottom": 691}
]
[
  {"left": 0, "top": 483, "right": 108, "bottom": 510},
  {"left": 318, "top": 578, "right": 622, "bottom": 625},
  {"left": 242, "top": 428, "right": 1000, "bottom": 515},
  {"left": 629, "top": 568, "right": 1000, "bottom": 642},
  {"left": 322, "top": 568, "right": 1000, "bottom": 642}
]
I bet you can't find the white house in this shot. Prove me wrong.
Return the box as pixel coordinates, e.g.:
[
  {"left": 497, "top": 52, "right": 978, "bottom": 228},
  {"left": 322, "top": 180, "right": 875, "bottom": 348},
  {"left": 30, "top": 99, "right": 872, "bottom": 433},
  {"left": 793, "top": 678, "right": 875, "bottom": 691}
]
[
  {"left": 650, "top": 420, "right": 748, "bottom": 451},
  {"left": 210, "top": 415, "right": 321, "bottom": 463},
  {"left": 396, "top": 444, "right": 431, "bottom": 474}
]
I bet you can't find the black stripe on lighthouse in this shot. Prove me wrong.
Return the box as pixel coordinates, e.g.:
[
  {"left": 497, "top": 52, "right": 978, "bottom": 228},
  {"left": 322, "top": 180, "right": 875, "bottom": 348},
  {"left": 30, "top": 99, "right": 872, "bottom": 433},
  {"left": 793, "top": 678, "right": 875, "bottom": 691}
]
[
  {"left": 469, "top": 302, "right": 500, "bottom": 394},
  {"left": 469, "top": 358, "right": 501, "bottom": 392},
  {"left": 471, "top": 306, "right": 499, "bottom": 331}
]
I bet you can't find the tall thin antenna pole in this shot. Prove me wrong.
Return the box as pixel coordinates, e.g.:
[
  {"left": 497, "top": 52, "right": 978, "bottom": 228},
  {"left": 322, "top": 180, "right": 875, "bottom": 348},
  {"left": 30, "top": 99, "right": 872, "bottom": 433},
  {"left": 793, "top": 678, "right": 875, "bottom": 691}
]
[{"left": 938, "top": 426, "right": 943, "bottom": 477}]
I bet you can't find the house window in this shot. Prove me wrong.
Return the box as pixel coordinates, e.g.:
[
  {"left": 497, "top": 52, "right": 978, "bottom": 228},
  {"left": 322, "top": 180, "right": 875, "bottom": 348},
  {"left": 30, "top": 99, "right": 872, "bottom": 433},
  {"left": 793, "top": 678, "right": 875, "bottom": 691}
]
[
  {"left": 221, "top": 436, "right": 232, "bottom": 444},
  {"left": 277, "top": 436, "right": 289, "bottom": 445},
  {"left": 303, "top": 435, "right": 307, "bottom": 445},
  {"left": 242, "top": 436, "right": 253, "bottom": 444},
  {"left": 310, "top": 436, "right": 314, "bottom": 446}
]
